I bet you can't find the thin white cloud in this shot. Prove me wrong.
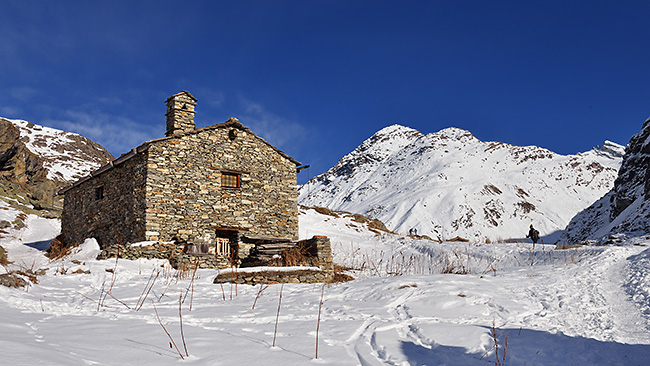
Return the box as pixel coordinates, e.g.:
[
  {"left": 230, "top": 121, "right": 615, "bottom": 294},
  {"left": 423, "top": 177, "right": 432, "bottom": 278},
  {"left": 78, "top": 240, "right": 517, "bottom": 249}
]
[
  {"left": 9, "top": 87, "right": 40, "bottom": 102},
  {"left": 0, "top": 106, "right": 22, "bottom": 117},
  {"left": 206, "top": 90, "right": 226, "bottom": 109},
  {"left": 237, "top": 97, "right": 307, "bottom": 150},
  {"left": 46, "top": 110, "right": 160, "bottom": 157}
]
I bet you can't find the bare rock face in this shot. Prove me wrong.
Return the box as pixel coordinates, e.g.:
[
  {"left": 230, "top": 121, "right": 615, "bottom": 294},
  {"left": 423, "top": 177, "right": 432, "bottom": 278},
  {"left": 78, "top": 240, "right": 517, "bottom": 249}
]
[
  {"left": 612, "top": 118, "right": 650, "bottom": 218},
  {"left": 562, "top": 117, "right": 650, "bottom": 242},
  {"left": 0, "top": 117, "right": 114, "bottom": 211},
  {"left": 0, "top": 119, "right": 55, "bottom": 209}
]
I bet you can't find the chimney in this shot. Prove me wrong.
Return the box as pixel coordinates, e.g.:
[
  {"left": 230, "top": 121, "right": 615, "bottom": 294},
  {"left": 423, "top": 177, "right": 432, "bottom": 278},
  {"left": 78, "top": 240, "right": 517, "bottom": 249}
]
[{"left": 165, "top": 91, "right": 197, "bottom": 137}]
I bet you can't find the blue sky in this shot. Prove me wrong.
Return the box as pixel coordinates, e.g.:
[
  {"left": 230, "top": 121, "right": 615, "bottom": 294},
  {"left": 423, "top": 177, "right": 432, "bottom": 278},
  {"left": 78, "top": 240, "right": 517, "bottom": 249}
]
[{"left": 1, "top": 1, "right": 649, "bottom": 184}]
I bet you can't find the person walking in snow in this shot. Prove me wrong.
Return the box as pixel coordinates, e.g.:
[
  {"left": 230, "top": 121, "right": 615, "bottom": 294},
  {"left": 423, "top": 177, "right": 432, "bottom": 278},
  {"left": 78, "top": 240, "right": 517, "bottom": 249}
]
[{"left": 526, "top": 224, "right": 540, "bottom": 245}]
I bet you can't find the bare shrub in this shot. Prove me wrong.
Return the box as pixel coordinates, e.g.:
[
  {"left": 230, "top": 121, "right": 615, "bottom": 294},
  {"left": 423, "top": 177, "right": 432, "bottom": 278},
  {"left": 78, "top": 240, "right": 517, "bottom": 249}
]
[
  {"left": 281, "top": 243, "right": 313, "bottom": 267},
  {"left": 555, "top": 243, "right": 583, "bottom": 250},
  {"left": 486, "top": 321, "right": 508, "bottom": 366},
  {"left": 312, "top": 206, "right": 339, "bottom": 217},
  {"left": 0, "top": 245, "right": 10, "bottom": 266},
  {"left": 331, "top": 272, "right": 354, "bottom": 283},
  {"left": 47, "top": 234, "right": 74, "bottom": 259}
]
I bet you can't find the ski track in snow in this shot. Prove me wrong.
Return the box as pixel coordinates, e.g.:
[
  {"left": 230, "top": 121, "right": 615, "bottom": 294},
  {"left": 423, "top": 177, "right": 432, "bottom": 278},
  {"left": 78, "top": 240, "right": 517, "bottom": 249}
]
[{"left": 335, "top": 246, "right": 650, "bottom": 365}]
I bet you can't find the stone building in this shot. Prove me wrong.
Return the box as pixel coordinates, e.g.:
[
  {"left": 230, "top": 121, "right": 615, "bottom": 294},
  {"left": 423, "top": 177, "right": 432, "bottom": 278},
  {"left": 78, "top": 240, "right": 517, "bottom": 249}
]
[{"left": 60, "top": 91, "right": 306, "bottom": 267}]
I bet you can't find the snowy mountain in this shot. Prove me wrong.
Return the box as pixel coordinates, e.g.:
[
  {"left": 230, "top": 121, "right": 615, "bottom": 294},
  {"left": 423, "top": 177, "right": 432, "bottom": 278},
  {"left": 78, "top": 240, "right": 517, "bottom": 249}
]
[
  {"left": 0, "top": 117, "right": 114, "bottom": 210},
  {"left": 1, "top": 117, "right": 114, "bottom": 184},
  {"left": 299, "top": 125, "right": 624, "bottom": 242},
  {"left": 562, "top": 117, "right": 650, "bottom": 243}
]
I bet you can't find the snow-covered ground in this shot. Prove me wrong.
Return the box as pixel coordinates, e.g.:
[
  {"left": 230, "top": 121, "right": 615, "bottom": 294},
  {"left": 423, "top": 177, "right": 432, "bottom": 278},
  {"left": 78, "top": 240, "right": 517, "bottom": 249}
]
[{"left": 1, "top": 208, "right": 649, "bottom": 365}]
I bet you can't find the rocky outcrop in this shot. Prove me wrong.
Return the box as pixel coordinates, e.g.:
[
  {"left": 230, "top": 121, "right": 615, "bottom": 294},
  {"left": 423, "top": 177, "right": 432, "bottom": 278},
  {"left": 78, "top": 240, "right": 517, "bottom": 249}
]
[
  {"left": 562, "top": 117, "right": 650, "bottom": 243},
  {"left": 611, "top": 119, "right": 650, "bottom": 219},
  {"left": 0, "top": 117, "right": 114, "bottom": 211},
  {"left": 0, "top": 119, "right": 57, "bottom": 209}
]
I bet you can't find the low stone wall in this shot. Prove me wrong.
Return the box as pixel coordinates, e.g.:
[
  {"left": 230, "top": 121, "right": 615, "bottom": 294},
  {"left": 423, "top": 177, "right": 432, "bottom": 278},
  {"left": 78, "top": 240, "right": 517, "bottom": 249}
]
[
  {"left": 96, "top": 236, "right": 335, "bottom": 278},
  {"left": 98, "top": 242, "right": 182, "bottom": 261},
  {"left": 172, "top": 254, "right": 231, "bottom": 270},
  {"left": 214, "top": 269, "right": 332, "bottom": 285},
  {"left": 305, "top": 235, "right": 333, "bottom": 273},
  {"left": 97, "top": 242, "right": 233, "bottom": 269}
]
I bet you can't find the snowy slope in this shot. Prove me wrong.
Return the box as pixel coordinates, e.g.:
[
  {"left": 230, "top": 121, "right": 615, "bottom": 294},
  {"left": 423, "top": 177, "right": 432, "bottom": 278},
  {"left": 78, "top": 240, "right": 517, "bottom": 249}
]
[
  {"left": 3, "top": 117, "right": 114, "bottom": 184},
  {"left": 299, "top": 125, "right": 624, "bottom": 242},
  {"left": 1, "top": 208, "right": 650, "bottom": 365}
]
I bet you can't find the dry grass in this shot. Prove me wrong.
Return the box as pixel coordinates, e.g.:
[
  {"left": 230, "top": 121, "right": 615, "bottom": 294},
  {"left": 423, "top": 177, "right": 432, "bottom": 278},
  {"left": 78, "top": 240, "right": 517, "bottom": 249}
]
[
  {"left": 312, "top": 206, "right": 339, "bottom": 217},
  {"left": 47, "top": 234, "right": 74, "bottom": 259},
  {"left": 486, "top": 321, "right": 508, "bottom": 366},
  {"left": 332, "top": 239, "right": 596, "bottom": 278},
  {"left": 280, "top": 243, "right": 314, "bottom": 267},
  {"left": 0, "top": 245, "right": 10, "bottom": 266},
  {"left": 440, "top": 254, "right": 471, "bottom": 274},
  {"left": 0, "top": 262, "right": 43, "bottom": 288},
  {"left": 555, "top": 243, "right": 583, "bottom": 250},
  {"left": 331, "top": 272, "right": 354, "bottom": 283}
]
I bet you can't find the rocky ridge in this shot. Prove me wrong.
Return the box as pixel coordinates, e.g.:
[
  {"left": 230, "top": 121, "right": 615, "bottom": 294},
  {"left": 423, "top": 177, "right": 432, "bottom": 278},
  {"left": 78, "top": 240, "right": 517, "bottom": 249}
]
[
  {"left": 299, "top": 124, "right": 624, "bottom": 242},
  {"left": 562, "top": 117, "right": 650, "bottom": 243},
  {"left": 0, "top": 117, "right": 114, "bottom": 211}
]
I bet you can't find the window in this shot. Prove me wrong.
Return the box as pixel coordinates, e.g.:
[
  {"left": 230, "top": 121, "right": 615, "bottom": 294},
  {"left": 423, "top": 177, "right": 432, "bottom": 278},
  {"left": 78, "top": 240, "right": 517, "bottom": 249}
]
[
  {"left": 95, "top": 186, "right": 104, "bottom": 200},
  {"left": 216, "top": 237, "right": 231, "bottom": 256},
  {"left": 221, "top": 172, "right": 240, "bottom": 188}
]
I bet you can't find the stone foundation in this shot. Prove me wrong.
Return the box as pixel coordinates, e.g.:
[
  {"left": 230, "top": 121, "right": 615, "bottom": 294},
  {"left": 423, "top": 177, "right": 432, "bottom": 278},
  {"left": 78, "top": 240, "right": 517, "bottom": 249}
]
[
  {"left": 96, "top": 236, "right": 334, "bottom": 280},
  {"left": 213, "top": 269, "right": 332, "bottom": 285}
]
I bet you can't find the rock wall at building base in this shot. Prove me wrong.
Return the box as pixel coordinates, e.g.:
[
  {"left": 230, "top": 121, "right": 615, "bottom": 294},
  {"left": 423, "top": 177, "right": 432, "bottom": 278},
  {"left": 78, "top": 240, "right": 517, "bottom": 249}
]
[
  {"left": 96, "top": 236, "right": 334, "bottom": 275},
  {"left": 172, "top": 255, "right": 232, "bottom": 270},
  {"left": 97, "top": 241, "right": 233, "bottom": 269},
  {"left": 213, "top": 269, "right": 333, "bottom": 285},
  {"left": 98, "top": 242, "right": 183, "bottom": 261}
]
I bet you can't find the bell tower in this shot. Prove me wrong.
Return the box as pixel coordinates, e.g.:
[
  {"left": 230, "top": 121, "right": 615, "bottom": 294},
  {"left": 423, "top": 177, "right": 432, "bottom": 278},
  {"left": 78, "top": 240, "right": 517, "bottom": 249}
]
[{"left": 165, "top": 91, "right": 197, "bottom": 136}]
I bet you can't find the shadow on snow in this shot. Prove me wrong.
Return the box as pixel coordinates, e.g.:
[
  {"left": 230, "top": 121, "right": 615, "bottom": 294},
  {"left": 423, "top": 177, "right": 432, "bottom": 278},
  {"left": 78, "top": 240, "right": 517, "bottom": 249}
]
[
  {"left": 402, "top": 326, "right": 650, "bottom": 366},
  {"left": 24, "top": 239, "right": 51, "bottom": 251}
]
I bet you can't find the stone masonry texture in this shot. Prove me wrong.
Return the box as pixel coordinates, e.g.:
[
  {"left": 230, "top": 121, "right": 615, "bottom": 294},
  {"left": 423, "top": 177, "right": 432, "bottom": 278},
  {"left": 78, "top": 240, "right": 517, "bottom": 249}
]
[{"left": 60, "top": 92, "right": 300, "bottom": 255}]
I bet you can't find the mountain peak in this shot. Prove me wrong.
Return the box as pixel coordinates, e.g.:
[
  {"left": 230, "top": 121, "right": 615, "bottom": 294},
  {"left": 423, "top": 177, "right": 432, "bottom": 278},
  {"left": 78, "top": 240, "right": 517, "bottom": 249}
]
[
  {"left": 300, "top": 123, "right": 622, "bottom": 242},
  {"left": 374, "top": 124, "right": 420, "bottom": 136},
  {"left": 583, "top": 140, "right": 626, "bottom": 161},
  {"left": 4, "top": 117, "right": 114, "bottom": 183}
]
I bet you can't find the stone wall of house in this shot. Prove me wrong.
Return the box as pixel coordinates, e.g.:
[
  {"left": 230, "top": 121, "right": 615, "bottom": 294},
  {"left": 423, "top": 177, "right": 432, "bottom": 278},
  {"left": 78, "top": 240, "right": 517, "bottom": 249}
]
[
  {"left": 143, "top": 121, "right": 299, "bottom": 244},
  {"left": 60, "top": 152, "right": 148, "bottom": 247}
]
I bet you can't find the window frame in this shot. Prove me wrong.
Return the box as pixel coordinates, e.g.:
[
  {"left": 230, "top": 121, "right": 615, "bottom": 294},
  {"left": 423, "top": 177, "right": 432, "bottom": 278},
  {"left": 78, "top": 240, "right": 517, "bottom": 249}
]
[
  {"left": 94, "top": 186, "right": 104, "bottom": 201},
  {"left": 221, "top": 172, "right": 241, "bottom": 188}
]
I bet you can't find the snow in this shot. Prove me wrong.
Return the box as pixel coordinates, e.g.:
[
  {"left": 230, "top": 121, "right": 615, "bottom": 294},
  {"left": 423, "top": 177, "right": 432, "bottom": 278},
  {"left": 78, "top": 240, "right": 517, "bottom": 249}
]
[
  {"left": 0, "top": 199, "right": 22, "bottom": 223},
  {"left": 299, "top": 125, "right": 625, "bottom": 243},
  {"left": 1, "top": 208, "right": 650, "bottom": 365}
]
